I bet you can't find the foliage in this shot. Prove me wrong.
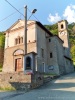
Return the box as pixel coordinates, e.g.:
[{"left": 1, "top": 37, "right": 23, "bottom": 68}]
[
  {"left": 71, "top": 45, "right": 75, "bottom": 64},
  {"left": 0, "top": 64, "right": 2, "bottom": 72},
  {"left": 0, "top": 32, "right": 5, "bottom": 48},
  {"left": 44, "top": 23, "right": 58, "bottom": 35},
  {"left": 0, "top": 63, "right": 2, "bottom": 68},
  {"left": 0, "top": 32, "right": 5, "bottom": 70}
]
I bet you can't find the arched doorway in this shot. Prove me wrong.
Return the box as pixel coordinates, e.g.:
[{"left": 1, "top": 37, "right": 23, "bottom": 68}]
[{"left": 13, "top": 49, "right": 24, "bottom": 72}]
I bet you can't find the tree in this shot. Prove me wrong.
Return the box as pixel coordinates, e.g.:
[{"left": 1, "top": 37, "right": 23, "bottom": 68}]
[
  {"left": 71, "top": 45, "right": 75, "bottom": 65},
  {"left": 0, "top": 32, "right": 5, "bottom": 48},
  {"left": 0, "top": 32, "right": 5, "bottom": 70}
]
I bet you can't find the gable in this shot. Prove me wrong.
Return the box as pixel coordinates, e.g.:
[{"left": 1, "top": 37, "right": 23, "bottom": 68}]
[
  {"left": 6, "top": 20, "right": 36, "bottom": 32},
  {"left": 8, "top": 20, "right": 24, "bottom": 31}
]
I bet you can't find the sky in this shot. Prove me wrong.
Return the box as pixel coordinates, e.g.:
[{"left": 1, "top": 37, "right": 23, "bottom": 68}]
[{"left": 0, "top": 0, "right": 75, "bottom": 31}]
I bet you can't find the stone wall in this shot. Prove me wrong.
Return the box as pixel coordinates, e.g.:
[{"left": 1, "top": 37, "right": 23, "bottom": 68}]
[
  {"left": 31, "top": 72, "right": 44, "bottom": 88},
  {"left": 55, "top": 36, "right": 65, "bottom": 75},
  {"left": 36, "top": 25, "right": 48, "bottom": 72},
  {"left": 0, "top": 72, "right": 31, "bottom": 90},
  {"left": 46, "top": 36, "right": 60, "bottom": 75},
  {"left": 0, "top": 72, "right": 44, "bottom": 90}
]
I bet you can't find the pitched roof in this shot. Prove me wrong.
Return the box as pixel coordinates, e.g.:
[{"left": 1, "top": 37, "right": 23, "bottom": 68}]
[
  {"left": 50, "top": 35, "right": 64, "bottom": 43},
  {"left": 35, "top": 21, "right": 53, "bottom": 36},
  {"left": 64, "top": 56, "right": 72, "bottom": 61},
  {"left": 54, "top": 35, "right": 64, "bottom": 43}
]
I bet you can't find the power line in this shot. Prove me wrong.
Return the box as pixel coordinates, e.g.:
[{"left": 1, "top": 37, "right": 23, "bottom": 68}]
[
  {"left": 5, "top": 0, "right": 24, "bottom": 17},
  {"left": 5, "top": 0, "right": 40, "bottom": 22},
  {"left": 0, "top": 8, "right": 23, "bottom": 23},
  {"left": 2, "top": 0, "right": 40, "bottom": 23}
]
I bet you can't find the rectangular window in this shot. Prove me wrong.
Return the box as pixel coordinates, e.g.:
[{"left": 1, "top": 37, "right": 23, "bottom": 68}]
[
  {"left": 41, "top": 48, "right": 44, "bottom": 58},
  {"left": 49, "top": 39, "right": 51, "bottom": 42},
  {"left": 50, "top": 52, "right": 53, "bottom": 58}
]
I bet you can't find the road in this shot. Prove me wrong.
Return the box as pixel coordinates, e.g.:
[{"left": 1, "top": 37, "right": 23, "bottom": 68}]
[{"left": 0, "top": 73, "right": 75, "bottom": 100}]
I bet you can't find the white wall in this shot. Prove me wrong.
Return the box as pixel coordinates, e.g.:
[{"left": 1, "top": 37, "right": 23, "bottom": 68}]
[{"left": 5, "top": 21, "right": 37, "bottom": 49}]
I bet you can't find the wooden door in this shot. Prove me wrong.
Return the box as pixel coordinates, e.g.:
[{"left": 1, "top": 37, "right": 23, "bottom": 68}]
[{"left": 15, "top": 58, "right": 22, "bottom": 72}]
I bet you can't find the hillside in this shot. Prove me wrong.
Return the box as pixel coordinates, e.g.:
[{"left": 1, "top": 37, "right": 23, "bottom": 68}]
[{"left": 44, "top": 23, "right": 75, "bottom": 65}]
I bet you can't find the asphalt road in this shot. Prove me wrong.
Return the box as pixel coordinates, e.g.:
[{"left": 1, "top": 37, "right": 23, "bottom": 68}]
[{"left": 0, "top": 72, "right": 75, "bottom": 100}]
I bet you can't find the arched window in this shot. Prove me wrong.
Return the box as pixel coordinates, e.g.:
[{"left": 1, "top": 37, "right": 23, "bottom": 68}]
[
  {"left": 20, "top": 37, "right": 23, "bottom": 43},
  {"left": 15, "top": 36, "right": 23, "bottom": 45},
  {"left": 61, "top": 24, "right": 64, "bottom": 29},
  {"left": 26, "top": 57, "right": 31, "bottom": 70}
]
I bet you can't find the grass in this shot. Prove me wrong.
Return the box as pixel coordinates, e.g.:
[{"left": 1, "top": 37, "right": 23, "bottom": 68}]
[
  {"left": 0, "top": 87, "right": 16, "bottom": 91},
  {"left": 44, "top": 73, "right": 57, "bottom": 78}
]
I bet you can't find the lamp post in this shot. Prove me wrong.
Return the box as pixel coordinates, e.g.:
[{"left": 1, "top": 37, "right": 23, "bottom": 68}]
[
  {"left": 24, "top": 5, "right": 37, "bottom": 55},
  {"left": 24, "top": 5, "right": 37, "bottom": 73}
]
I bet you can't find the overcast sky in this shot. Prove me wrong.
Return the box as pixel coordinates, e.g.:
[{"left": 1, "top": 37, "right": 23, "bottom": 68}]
[{"left": 0, "top": 0, "right": 75, "bottom": 31}]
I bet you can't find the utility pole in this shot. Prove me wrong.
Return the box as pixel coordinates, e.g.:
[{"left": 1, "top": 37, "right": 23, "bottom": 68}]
[
  {"left": 24, "top": 5, "right": 37, "bottom": 55},
  {"left": 23, "top": 5, "right": 37, "bottom": 73},
  {"left": 24, "top": 5, "right": 27, "bottom": 55}
]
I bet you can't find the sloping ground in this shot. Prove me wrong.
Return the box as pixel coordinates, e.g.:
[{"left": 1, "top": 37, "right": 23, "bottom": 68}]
[{"left": 0, "top": 73, "right": 75, "bottom": 100}]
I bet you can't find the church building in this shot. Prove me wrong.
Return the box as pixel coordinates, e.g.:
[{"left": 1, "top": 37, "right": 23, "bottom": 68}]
[{"left": 3, "top": 20, "right": 74, "bottom": 75}]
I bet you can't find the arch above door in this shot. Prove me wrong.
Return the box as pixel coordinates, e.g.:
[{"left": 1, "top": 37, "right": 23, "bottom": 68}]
[{"left": 13, "top": 49, "right": 24, "bottom": 56}]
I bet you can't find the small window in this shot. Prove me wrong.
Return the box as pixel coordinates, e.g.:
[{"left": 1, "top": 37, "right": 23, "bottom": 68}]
[
  {"left": 50, "top": 52, "right": 53, "bottom": 58},
  {"left": 20, "top": 37, "right": 23, "bottom": 43},
  {"left": 15, "top": 37, "right": 23, "bottom": 45},
  {"left": 15, "top": 38, "right": 18, "bottom": 45},
  {"left": 41, "top": 48, "right": 44, "bottom": 58},
  {"left": 61, "top": 24, "right": 64, "bottom": 29},
  {"left": 49, "top": 39, "right": 51, "bottom": 42},
  {"left": 18, "top": 37, "right": 20, "bottom": 44}
]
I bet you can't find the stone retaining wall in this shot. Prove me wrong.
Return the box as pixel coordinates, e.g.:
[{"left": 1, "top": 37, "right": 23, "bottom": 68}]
[
  {"left": 0, "top": 72, "right": 31, "bottom": 90},
  {"left": 0, "top": 72, "right": 44, "bottom": 90}
]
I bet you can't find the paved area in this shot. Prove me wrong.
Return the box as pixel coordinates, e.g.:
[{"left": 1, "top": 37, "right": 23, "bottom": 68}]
[{"left": 0, "top": 72, "right": 75, "bottom": 100}]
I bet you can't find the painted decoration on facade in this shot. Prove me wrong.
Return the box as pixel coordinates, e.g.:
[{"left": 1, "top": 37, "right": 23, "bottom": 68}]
[{"left": 48, "top": 65, "right": 54, "bottom": 70}]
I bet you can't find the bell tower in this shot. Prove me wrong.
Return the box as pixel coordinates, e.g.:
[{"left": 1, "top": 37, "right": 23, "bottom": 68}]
[{"left": 58, "top": 20, "right": 70, "bottom": 57}]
